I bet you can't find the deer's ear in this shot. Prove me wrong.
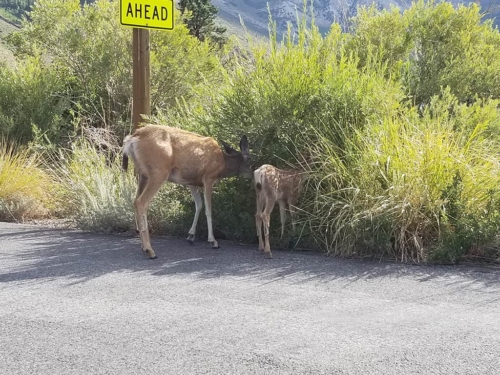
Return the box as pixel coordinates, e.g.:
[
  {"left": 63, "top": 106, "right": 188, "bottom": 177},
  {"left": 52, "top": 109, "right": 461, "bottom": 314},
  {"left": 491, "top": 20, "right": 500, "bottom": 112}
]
[
  {"left": 221, "top": 140, "right": 238, "bottom": 155},
  {"left": 239, "top": 135, "right": 249, "bottom": 158}
]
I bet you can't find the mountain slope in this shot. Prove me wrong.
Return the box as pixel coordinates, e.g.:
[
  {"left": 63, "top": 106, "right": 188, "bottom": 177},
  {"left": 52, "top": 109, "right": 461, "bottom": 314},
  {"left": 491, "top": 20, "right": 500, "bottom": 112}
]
[
  {"left": 215, "top": 0, "right": 500, "bottom": 38},
  {"left": 0, "top": 16, "right": 18, "bottom": 67}
]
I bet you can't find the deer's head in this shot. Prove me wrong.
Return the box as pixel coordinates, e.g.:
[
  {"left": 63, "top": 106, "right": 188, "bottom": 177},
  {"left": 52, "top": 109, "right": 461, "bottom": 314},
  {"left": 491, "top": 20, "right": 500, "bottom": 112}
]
[{"left": 220, "top": 135, "right": 252, "bottom": 179}]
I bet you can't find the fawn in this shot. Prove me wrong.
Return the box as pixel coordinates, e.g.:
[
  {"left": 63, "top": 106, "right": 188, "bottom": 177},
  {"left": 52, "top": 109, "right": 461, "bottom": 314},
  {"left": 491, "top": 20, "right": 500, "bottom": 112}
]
[{"left": 254, "top": 164, "right": 303, "bottom": 258}]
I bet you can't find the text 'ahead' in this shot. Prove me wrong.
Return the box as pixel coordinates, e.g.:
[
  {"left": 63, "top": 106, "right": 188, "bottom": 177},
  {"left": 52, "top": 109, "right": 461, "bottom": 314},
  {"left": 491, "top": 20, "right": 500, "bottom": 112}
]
[{"left": 120, "top": 0, "right": 174, "bottom": 30}]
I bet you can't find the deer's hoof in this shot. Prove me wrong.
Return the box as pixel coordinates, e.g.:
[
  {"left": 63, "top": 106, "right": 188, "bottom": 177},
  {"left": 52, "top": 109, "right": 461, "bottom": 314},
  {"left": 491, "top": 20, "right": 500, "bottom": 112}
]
[
  {"left": 187, "top": 234, "right": 195, "bottom": 245},
  {"left": 210, "top": 241, "right": 220, "bottom": 249},
  {"left": 143, "top": 248, "right": 157, "bottom": 259},
  {"left": 264, "top": 252, "right": 273, "bottom": 259}
]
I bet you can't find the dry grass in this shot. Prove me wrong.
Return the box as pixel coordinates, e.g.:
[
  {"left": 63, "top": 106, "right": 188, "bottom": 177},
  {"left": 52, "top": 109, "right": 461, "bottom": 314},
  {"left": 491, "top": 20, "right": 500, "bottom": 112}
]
[{"left": 0, "top": 139, "right": 57, "bottom": 221}]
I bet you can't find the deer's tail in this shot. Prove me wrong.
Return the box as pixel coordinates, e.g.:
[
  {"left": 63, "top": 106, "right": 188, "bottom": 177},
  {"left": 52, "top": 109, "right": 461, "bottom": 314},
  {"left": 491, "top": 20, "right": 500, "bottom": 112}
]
[
  {"left": 122, "top": 154, "right": 129, "bottom": 172},
  {"left": 254, "top": 168, "right": 263, "bottom": 191},
  {"left": 122, "top": 135, "right": 133, "bottom": 172}
]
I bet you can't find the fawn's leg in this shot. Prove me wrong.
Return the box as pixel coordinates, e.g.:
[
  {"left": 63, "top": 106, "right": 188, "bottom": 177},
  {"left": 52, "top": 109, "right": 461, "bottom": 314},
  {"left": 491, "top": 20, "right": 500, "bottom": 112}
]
[
  {"left": 262, "top": 197, "right": 276, "bottom": 259},
  {"left": 279, "top": 200, "right": 286, "bottom": 238},
  {"left": 255, "top": 193, "right": 265, "bottom": 251},
  {"left": 288, "top": 200, "right": 298, "bottom": 235}
]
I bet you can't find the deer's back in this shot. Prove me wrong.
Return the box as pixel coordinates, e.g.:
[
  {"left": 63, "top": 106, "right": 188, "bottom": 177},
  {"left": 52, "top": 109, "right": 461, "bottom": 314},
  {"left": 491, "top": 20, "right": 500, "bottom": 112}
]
[
  {"left": 254, "top": 164, "right": 302, "bottom": 202},
  {"left": 130, "top": 125, "right": 224, "bottom": 184}
]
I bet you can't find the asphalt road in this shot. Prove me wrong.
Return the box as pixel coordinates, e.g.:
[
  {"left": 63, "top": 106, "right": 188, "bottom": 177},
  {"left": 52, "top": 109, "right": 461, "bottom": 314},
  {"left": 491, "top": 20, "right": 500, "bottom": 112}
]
[{"left": 1, "top": 222, "right": 499, "bottom": 374}]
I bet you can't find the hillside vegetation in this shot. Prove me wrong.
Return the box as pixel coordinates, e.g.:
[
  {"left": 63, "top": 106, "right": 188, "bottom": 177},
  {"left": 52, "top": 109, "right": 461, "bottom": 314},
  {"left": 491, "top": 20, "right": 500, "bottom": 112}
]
[
  {"left": 1, "top": 0, "right": 500, "bottom": 264},
  {"left": 0, "top": 17, "right": 17, "bottom": 66}
]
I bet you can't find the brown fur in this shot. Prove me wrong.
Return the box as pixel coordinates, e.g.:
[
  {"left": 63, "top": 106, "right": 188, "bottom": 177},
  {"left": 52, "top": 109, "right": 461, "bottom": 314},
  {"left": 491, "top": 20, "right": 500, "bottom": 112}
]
[
  {"left": 254, "top": 164, "right": 303, "bottom": 258},
  {"left": 122, "top": 124, "right": 250, "bottom": 258}
]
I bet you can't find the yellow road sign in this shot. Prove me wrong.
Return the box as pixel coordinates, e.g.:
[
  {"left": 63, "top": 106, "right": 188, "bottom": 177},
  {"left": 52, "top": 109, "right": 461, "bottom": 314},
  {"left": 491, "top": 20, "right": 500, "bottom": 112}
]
[{"left": 120, "top": 0, "right": 174, "bottom": 30}]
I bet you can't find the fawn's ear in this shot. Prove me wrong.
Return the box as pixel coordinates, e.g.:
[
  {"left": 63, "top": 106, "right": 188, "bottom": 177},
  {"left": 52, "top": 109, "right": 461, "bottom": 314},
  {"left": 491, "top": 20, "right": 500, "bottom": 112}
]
[
  {"left": 221, "top": 140, "right": 238, "bottom": 155},
  {"left": 239, "top": 135, "right": 249, "bottom": 159}
]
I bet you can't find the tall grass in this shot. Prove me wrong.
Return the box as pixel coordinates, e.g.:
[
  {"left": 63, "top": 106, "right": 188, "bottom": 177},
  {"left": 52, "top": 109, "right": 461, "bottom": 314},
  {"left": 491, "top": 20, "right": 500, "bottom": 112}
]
[
  {"left": 57, "top": 141, "right": 136, "bottom": 232},
  {"left": 304, "top": 92, "right": 500, "bottom": 262},
  {"left": 58, "top": 141, "right": 194, "bottom": 235},
  {"left": 0, "top": 139, "right": 56, "bottom": 220}
]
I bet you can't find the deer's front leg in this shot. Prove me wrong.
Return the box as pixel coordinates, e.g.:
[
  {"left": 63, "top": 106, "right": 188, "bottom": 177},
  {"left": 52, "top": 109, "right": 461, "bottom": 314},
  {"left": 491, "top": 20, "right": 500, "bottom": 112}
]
[
  {"left": 203, "top": 180, "right": 219, "bottom": 249},
  {"left": 187, "top": 185, "right": 203, "bottom": 245}
]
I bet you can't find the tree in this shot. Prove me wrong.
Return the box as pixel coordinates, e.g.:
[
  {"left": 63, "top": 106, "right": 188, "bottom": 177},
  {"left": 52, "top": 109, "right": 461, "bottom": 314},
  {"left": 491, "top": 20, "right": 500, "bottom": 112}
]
[
  {"left": 4, "top": 0, "right": 226, "bottom": 142},
  {"left": 178, "top": 0, "right": 227, "bottom": 47}
]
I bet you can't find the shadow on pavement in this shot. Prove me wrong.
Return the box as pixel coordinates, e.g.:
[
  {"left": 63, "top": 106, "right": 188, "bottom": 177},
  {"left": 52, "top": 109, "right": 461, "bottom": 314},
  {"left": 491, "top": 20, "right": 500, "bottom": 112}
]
[{"left": 1, "top": 224, "right": 499, "bottom": 297}]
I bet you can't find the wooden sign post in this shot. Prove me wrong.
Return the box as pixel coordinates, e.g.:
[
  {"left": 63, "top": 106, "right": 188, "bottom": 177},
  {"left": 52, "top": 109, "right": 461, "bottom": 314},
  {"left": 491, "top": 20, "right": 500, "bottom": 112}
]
[
  {"left": 120, "top": 0, "right": 174, "bottom": 130},
  {"left": 132, "top": 28, "right": 150, "bottom": 130}
]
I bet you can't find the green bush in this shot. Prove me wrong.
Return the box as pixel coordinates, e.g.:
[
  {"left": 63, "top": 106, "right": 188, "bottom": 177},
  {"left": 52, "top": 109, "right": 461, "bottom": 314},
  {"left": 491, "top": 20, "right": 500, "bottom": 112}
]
[
  {"left": 348, "top": 0, "right": 500, "bottom": 104},
  {"left": 7, "top": 0, "right": 131, "bottom": 137},
  {"left": 304, "top": 90, "right": 500, "bottom": 262},
  {"left": 209, "top": 20, "right": 401, "bottom": 167},
  {"left": 6, "top": 0, "right": 227, "bottom": 143},
  {"left": 405, "top": 0, "right": 500, "bottom": 104},
  {"left": 194, "top": 8, "right": 401, "bottom": 250},
  {"left": 0, "top": 57, "right": 70, "bottom": 142}
]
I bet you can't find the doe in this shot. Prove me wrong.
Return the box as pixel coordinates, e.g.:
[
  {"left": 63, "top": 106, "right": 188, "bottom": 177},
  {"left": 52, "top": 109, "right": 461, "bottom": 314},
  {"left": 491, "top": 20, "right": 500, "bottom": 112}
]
[
  {"left": 122, "top": 124, "right": 251, "bottom": 259},
  {"left": 254, "top": 164, "right": 303, "bottom": 258}
]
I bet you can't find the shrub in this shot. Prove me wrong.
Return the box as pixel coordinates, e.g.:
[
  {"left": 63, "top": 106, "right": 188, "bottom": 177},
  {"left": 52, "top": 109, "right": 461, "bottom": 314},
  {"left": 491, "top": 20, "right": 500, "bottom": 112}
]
[
  {"left": 6, "top": 0, "right": 228, "bottom": 143},
  {"left": 194, "top": 8, "right": 402, "bottom": 249},
  {"left": 304, "top": 90, "right": 500, "bottom": 262},
  {"left": 57, "top": 141, "right": 136, "bottom": 232},
  {"left": 0, "top": 139, "right": 57, "bottom": 221},
  {"left": 197, "top": 2, "right": 500, "bottom": 262},
  {"left": 405, "top": 0, "right": 500, "bottom": 104},
  {"left": 57, "top": 140, "right": 196, "bottom": 235},
  {"left": 0, "top": 57, "right": 70, "bottom": 143},
  {"left": 209, "top": 19, "right": 402, "bottom": 164},
  {"left": 348, "top": 0, "right": 500, "bottom": 104}
]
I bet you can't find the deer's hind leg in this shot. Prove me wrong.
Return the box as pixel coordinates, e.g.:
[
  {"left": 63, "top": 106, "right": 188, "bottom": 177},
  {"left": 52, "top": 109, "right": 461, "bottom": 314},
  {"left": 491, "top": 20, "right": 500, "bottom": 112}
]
[
  {"left": 255, "top": 193, "right": 265, "bottom": 252},
  {"left": 134, "top": 174, "right": 149, "bottom": 235},
  {"left": 279, "top": 200, "right": 287, "bottom": 239},
  {"left": 262, "top": 196, "right": 276, "bottom": 259},
  {"left": 134, "top": 171, "right": 168, "bottom": 259},
  {"left": 288, "top": 198, "right": 298, "bottom": 235}
]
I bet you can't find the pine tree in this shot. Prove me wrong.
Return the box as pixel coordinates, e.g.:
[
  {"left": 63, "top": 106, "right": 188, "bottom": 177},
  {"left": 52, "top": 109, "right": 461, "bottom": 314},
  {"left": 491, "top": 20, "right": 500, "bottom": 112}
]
[{"left": 178, "top": 0, "right": 227, "bottom": 47}]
